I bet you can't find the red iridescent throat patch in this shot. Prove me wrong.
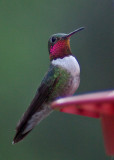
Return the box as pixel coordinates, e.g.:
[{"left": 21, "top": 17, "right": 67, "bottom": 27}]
[{"left": 50, "top": 39, "right": 71, "bottom": 60}]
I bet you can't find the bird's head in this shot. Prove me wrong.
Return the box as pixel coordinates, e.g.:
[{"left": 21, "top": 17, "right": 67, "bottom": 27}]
[{"left": 48, "top": 27, "right": 84, "bottom": 61}]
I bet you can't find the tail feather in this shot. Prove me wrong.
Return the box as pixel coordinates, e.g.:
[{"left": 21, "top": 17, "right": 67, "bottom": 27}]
[
  {"left": 13, "top": 130, "right": 31, "bottom": 144},
  {"left": 13, "top": 105, "right": 52, "bottom": 144}
]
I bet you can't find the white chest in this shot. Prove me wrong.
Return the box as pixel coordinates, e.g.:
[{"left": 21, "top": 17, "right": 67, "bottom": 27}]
[{"left": 51, "top": 55, "right": 80, "bottom": 77}]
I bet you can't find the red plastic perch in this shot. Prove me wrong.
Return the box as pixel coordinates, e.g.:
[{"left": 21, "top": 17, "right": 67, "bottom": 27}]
[{"left": 51, "top": 90, "right": 114, "bottom": 156}]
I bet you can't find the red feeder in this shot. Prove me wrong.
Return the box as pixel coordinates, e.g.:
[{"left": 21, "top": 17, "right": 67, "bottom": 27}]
[{"left": 51, "top": 90, "right": 114, "bottom": 156}]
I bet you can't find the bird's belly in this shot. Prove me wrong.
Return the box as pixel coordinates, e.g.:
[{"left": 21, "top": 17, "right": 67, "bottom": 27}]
[
  {"left": 62, "top": 75, "right": 80, "bottom": 96},
  {"left": 49, "top": 74, "right": 80, "bottom": 102}
]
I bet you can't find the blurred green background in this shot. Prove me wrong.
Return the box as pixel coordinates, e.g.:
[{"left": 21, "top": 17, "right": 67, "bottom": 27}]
[{"left": 0, "top": 0, "right": 113, "bottom": 159}]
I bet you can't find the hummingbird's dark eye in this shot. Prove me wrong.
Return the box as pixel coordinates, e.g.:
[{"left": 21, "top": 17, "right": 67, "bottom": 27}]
[{"left": 51, "top": 36, "right": 57, "bottom": 43}]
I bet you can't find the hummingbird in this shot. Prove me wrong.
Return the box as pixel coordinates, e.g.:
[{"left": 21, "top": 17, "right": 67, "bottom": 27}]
[{"left": 13, "top": 27, "right": 84, "bottom": 144}]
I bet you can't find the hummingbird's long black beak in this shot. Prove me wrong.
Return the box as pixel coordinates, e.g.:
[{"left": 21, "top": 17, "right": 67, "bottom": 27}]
[{"left": 64, "top": 27, "right": 85, "bottom": 38}]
